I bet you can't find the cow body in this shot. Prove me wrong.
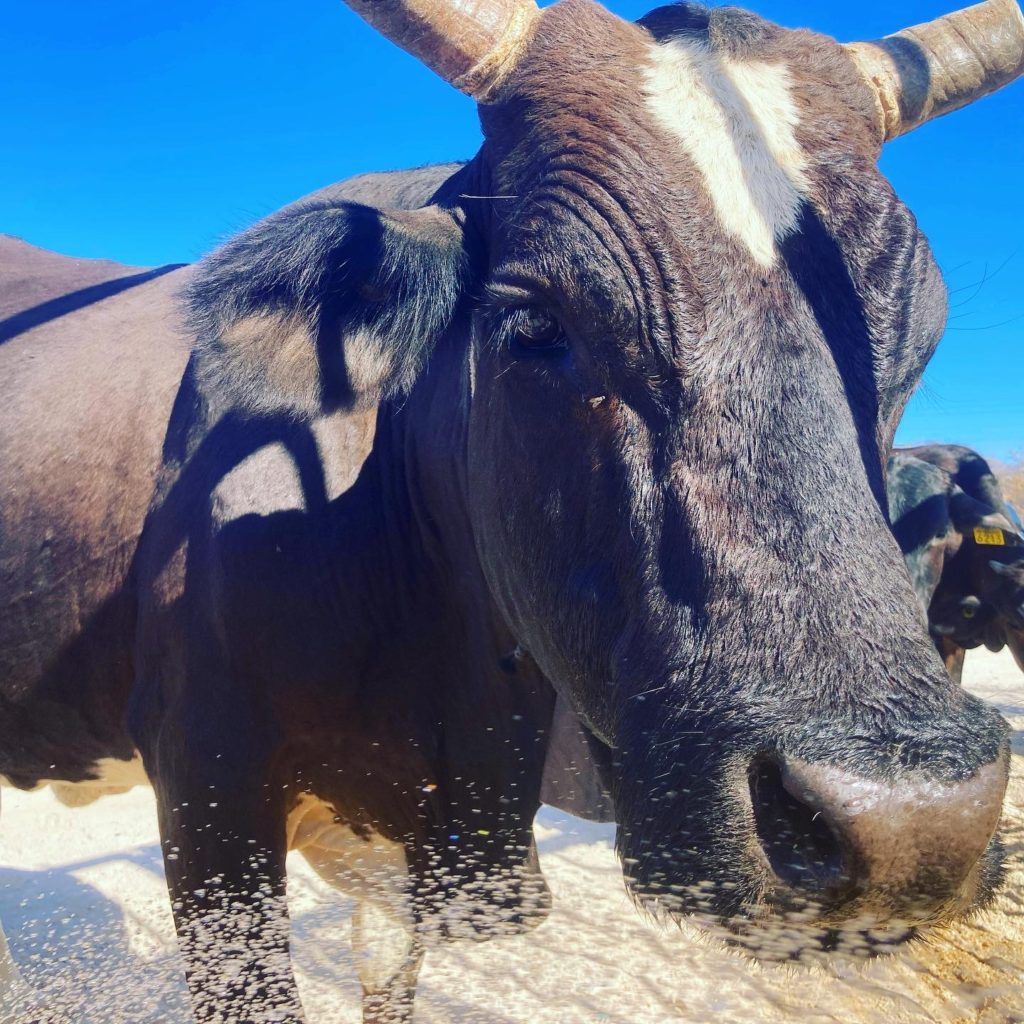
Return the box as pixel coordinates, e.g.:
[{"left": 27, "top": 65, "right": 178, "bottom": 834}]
[
  {"left": 888, "top": 444, "right": 1024, "bottom": 681},
  {"left": 1, "top": 166, "right": 595, "bottom": 1021},
  {"left": 1, "top": 2, "right": 1019, "bottom": 1022},
  {"left": 0, "top": 234, "right": 190, "bottom": 789}
]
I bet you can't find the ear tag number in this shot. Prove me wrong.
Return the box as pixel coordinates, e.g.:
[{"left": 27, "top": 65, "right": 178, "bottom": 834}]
[{"left": 974, "top": 527, "right": 1006, "bottom": 546}]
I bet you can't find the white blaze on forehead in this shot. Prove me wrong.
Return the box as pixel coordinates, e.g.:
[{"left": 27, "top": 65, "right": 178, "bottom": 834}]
[{"left": 643, "top": 39, "right": 810, "bottom": 268}]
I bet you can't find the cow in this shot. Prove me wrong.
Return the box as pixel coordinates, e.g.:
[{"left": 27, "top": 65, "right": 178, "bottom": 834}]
[
  {"left": 888, "top": 444, "right": 1024, "bottom": 682},
  {"left": 2, "top": 0, "right": 1023, "bottom": 1021},
  {"left": 0, "top": 164, "right": 579, "bottom": 1022},
  {"left": 0, "top": 163, "right": 611, "bottom": 1021}
]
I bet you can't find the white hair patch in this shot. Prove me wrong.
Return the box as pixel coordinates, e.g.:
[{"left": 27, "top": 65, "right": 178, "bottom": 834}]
[{"left": 644, "top": 39, "right": 810, "bottom": 268}]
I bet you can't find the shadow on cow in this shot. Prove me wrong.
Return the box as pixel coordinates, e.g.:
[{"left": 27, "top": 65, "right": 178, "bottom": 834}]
[
  {"left": 1, "top": 166, "right": 604, "bottom": 1022},
  {"left": 3, "top": 0, "right": 1024, "bottom": 1022}
]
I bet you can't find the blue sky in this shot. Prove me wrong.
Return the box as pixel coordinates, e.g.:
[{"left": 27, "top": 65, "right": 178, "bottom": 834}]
[{"left": 3, "top": 0, "right": 1021, "bottom": 460}]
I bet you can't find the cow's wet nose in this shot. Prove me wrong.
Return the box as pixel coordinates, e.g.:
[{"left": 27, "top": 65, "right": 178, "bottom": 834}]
[{"left": 749, "top": 753, "right": 1007, "bottom": 913}]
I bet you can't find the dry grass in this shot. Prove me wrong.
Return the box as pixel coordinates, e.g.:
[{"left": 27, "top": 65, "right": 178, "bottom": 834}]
[{"left": 1001, "top": 452, "right": 1024, "bottom": 511}]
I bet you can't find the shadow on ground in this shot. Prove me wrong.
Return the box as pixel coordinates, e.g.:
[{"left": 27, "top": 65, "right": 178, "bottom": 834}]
[{"left": 0, "top": 848, "right": 188, "bottom": 1024}]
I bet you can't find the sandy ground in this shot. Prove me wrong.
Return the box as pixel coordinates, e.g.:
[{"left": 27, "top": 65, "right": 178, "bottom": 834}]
[{"left": 1, "top": 650, "right": 1022, "bottom": 1024}]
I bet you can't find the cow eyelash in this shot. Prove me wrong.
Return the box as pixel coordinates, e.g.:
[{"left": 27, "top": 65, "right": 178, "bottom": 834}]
[{"left": 505, "top": 305, "right": 568, "bottom": 357}]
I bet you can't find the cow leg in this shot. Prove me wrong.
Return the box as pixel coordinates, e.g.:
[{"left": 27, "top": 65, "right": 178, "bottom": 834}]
[
  {"left": 1007, "top": 627, "right": 1024, "bottom": 674},
  {"left": 353, "top": 900, "right": 423, "bottom": 1024},
  {"left": 289, "top": 798, "right": 421, "bottom": 1024},
  {"left": 150, "top": 762, "right": 304, "bottom": 1024}
]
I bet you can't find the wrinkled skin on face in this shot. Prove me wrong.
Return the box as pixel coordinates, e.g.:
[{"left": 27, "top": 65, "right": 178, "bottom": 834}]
[{"left": 462, "top": 3, "right": 1008, "bottom": 952}]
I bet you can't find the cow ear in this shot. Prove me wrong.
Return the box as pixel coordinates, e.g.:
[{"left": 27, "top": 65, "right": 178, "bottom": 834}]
[{"left": 187, "top": 199, "right": 469, "bottom": 417}]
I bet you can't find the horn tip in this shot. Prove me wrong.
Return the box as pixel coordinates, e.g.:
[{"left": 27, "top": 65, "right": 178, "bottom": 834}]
[
  {"left": 455, "top": 3, "right": 543, "bottom": 101},
  {"left": 846, "top": 0, "right": 1024, "bottom": 142}
]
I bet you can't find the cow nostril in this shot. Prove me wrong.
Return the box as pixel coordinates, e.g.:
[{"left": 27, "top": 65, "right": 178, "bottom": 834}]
[{"left": 748, "top": 757, "right": 847, "bottom": 895}]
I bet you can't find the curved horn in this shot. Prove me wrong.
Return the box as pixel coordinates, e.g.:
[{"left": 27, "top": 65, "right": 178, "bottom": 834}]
[
  {"left": 845, "top": 0, "right": 1024, "bottom": 141},
  {"left": 341, "top": 0, "right": 540, "bottom": 101}
]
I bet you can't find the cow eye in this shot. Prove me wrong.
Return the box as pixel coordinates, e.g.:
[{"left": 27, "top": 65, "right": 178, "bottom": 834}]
[{"left": 510, "top": 306, "right": 566, "bottom": 355}]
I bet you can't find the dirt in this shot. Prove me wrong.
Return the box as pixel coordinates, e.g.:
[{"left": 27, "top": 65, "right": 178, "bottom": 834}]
[{"left": 1, "top": 650, "right": 1022, "bottom": 1024}]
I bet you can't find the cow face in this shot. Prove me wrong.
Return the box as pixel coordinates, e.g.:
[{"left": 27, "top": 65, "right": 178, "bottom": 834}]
[
  {"left": 984, "top": 556, "right": 1024, "bottom": 629},
  {"left": 933, "top": 505, "right": 1024, "bottom": 656},
  {"left": 191, "top": 0, "right": 1013, "bottom": 962},
  {"left": 982, "top": 554, "right": 1024, "bottom": 670},
  {"left": 463, "top": 2, "right": 1008, "bottom": 955}
]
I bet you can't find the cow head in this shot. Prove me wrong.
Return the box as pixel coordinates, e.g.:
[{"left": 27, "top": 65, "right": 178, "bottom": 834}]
[
  {"left": 931, "top": 493, "right": 1024, "bottom": 663},
  {"left": 982, "top": 552, "right": 1024, "bottom": 669},
  {"left": 189, "top": 0, "right": 1024, "bottom": 959},
  {"left": 981, "top": 551, "right": 1024, "bottom": 622}
]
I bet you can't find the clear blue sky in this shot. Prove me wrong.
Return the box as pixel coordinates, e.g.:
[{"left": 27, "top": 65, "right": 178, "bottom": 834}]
[{"left": 3, "top": 1, "right": 1021, "bottom": 461}]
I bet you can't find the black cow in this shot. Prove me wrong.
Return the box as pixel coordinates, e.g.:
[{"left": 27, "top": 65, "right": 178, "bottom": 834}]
[
  {"left": 0, "top": 166, "right": 597, "bottom": 1023},
  {"left": 888, "top": 444, "right": 1024, "bottom": 682},
  {"left": 2, "top": 1, "right": 1023, "bottom": 1022}
]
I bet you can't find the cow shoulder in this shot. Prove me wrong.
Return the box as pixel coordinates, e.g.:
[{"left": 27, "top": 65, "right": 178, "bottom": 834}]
[{"left": 887, "top": 453, "right": 956, "bottom": 606}]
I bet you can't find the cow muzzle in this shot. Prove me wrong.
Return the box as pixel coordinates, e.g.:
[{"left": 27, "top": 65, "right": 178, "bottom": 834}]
[{"left": 745, "top": 751, "right": 1008, "bottom": 946}]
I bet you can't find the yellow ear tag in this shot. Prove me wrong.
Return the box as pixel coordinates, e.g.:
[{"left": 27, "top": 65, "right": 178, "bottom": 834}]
[{"left": 974, "top": 527, "right": 1006, "bottom": 546}]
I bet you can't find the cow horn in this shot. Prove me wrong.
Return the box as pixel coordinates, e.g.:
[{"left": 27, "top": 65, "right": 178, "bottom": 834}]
[
  {"left": 845, "top": 0, "right": 1024, "bottom": 141},
  {"left": 341, "top": 0, "right": 541, "bottom": 101}
]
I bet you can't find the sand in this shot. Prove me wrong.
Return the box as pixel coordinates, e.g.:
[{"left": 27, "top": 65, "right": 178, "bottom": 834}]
[{"left": 1, "top": 650, "right": 1022, "bottom": 1024}]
